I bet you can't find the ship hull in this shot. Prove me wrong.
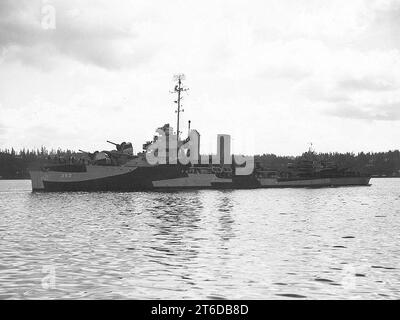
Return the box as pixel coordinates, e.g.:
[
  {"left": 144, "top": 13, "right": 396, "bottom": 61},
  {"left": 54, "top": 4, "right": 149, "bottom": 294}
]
[
  {"left": 259, "top": 176, "right": 371, "bottom": 188},
  {"left": 30, "top": 166, "right": 371, "bottom": 192},
  {"left": 30, "top": 165, "right": 237, "bottom": 192}
]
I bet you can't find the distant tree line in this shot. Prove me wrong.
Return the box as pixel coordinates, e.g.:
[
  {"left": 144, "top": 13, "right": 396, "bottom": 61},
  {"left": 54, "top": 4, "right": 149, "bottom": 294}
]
[
  {"left": 255, "top": 150, "right": 400, "bottom": 177},
  {"left": 0, "top": 147, "right": 400, "bottom": 179},
  {"left": 0, "top": 147, "right": 74, "bottom": 179}
]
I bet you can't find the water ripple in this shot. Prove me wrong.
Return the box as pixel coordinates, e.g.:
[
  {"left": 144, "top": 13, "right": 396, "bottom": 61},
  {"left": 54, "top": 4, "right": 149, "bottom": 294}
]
[{"left": 0, "top": 179, "right": 400, "bottom": 299}]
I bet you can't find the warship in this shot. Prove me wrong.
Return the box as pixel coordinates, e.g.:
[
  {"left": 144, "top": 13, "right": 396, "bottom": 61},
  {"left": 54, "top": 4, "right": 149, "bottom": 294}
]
[{"left": 29, "top": 75, "right": 371, "bottom": 192}]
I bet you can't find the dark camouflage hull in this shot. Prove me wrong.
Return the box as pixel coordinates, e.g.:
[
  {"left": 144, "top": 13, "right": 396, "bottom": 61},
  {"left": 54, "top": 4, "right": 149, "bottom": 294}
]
[{"left": 29, "top": 165, "right": 371, "bottom": 192}]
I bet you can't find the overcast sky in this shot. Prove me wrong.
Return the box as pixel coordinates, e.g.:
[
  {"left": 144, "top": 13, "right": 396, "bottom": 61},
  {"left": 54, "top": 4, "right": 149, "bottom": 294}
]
[{"left": 0, "top": 0, "right": 399, "bottom": 155}]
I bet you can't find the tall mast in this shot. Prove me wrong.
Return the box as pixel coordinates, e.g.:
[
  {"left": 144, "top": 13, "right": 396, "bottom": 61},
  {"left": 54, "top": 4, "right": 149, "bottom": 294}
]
[{"left": 173, "top": 74, "right": 188, "bottom": 157}]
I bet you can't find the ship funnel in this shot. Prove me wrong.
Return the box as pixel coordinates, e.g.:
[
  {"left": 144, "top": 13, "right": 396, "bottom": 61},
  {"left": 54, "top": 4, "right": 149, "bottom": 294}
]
[{"left": 217, "top": 134, "right": 231, "bottom": 166}]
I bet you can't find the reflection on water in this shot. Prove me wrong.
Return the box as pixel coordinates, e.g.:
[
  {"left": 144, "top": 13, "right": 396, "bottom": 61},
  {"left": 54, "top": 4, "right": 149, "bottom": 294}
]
[
  {"left": 217, "top": 193, "right": 235, "bottom": 243},
  {"left": 0, "top": 179, "right": 400, "bottom": 299}
]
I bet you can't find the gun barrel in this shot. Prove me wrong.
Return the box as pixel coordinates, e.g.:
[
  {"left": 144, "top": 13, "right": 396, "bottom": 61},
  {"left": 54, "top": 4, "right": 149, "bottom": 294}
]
[
  {"left": 106, "top": 140, "right": 118, "bottom": 146},
  {"left": 79, "top": 149, "right": 88, "bottom": 153}
]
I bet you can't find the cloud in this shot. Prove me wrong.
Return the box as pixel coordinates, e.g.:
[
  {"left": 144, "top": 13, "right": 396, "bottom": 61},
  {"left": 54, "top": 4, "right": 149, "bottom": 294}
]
[
  {"left": 296, "top": 45, "right": 400, "bottom": 120},
  {"left": 22, "top": 123, "right": 83, "bottom": 146},
  {"left": 362, "top": 0, "right": 400, "bottom": 50},
  {"left": 1, "top": 0, "right": 400, "bottom": 154},
  {"left": 0, "top": 121, "right": 7, "bottom": 146},
  {"left": 0, "top": 122, "right": 6, "bottom": 134},
  {"left": 301, "top": 78, "right": 351, "bottom": 103},
  {"left": 336, "top": 76, "right": 397, "bottom": 92},
  {"left": 326, "top": 102, "right": 400, "bottom": 121},
  {"left": 257, "top": 65, "right": 312, "bottom": 81},
  {"left": 0, "top": 0, "right": 156, "bottom": 69},
  {"left": 305, "top": 73, "right": 399, "bottom": 102}
]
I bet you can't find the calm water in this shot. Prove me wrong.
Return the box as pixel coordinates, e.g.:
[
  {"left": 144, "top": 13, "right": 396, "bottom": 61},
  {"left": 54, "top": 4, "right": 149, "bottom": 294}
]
[{"left": 0, "top": 178, "right": 399, "bottom": 299}]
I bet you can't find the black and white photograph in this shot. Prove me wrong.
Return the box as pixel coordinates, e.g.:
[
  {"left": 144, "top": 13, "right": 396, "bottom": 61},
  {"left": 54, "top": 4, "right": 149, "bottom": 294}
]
[{"left": 0, "top": 0, "right": 400, "bottom": 308}]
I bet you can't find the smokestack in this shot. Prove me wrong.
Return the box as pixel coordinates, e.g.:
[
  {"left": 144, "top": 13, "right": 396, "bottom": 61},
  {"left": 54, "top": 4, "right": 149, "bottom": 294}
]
[{"left": 217, "top": 134, "right": 231, "bottom": 165}]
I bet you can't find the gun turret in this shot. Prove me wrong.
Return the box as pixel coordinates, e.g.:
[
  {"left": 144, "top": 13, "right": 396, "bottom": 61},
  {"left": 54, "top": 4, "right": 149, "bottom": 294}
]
[
  {"left": 79, "top": 149, "right": 97, "bottom": 161},
  {"left": 107, "top": 140, "right": 123, "bottom": 152}
]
